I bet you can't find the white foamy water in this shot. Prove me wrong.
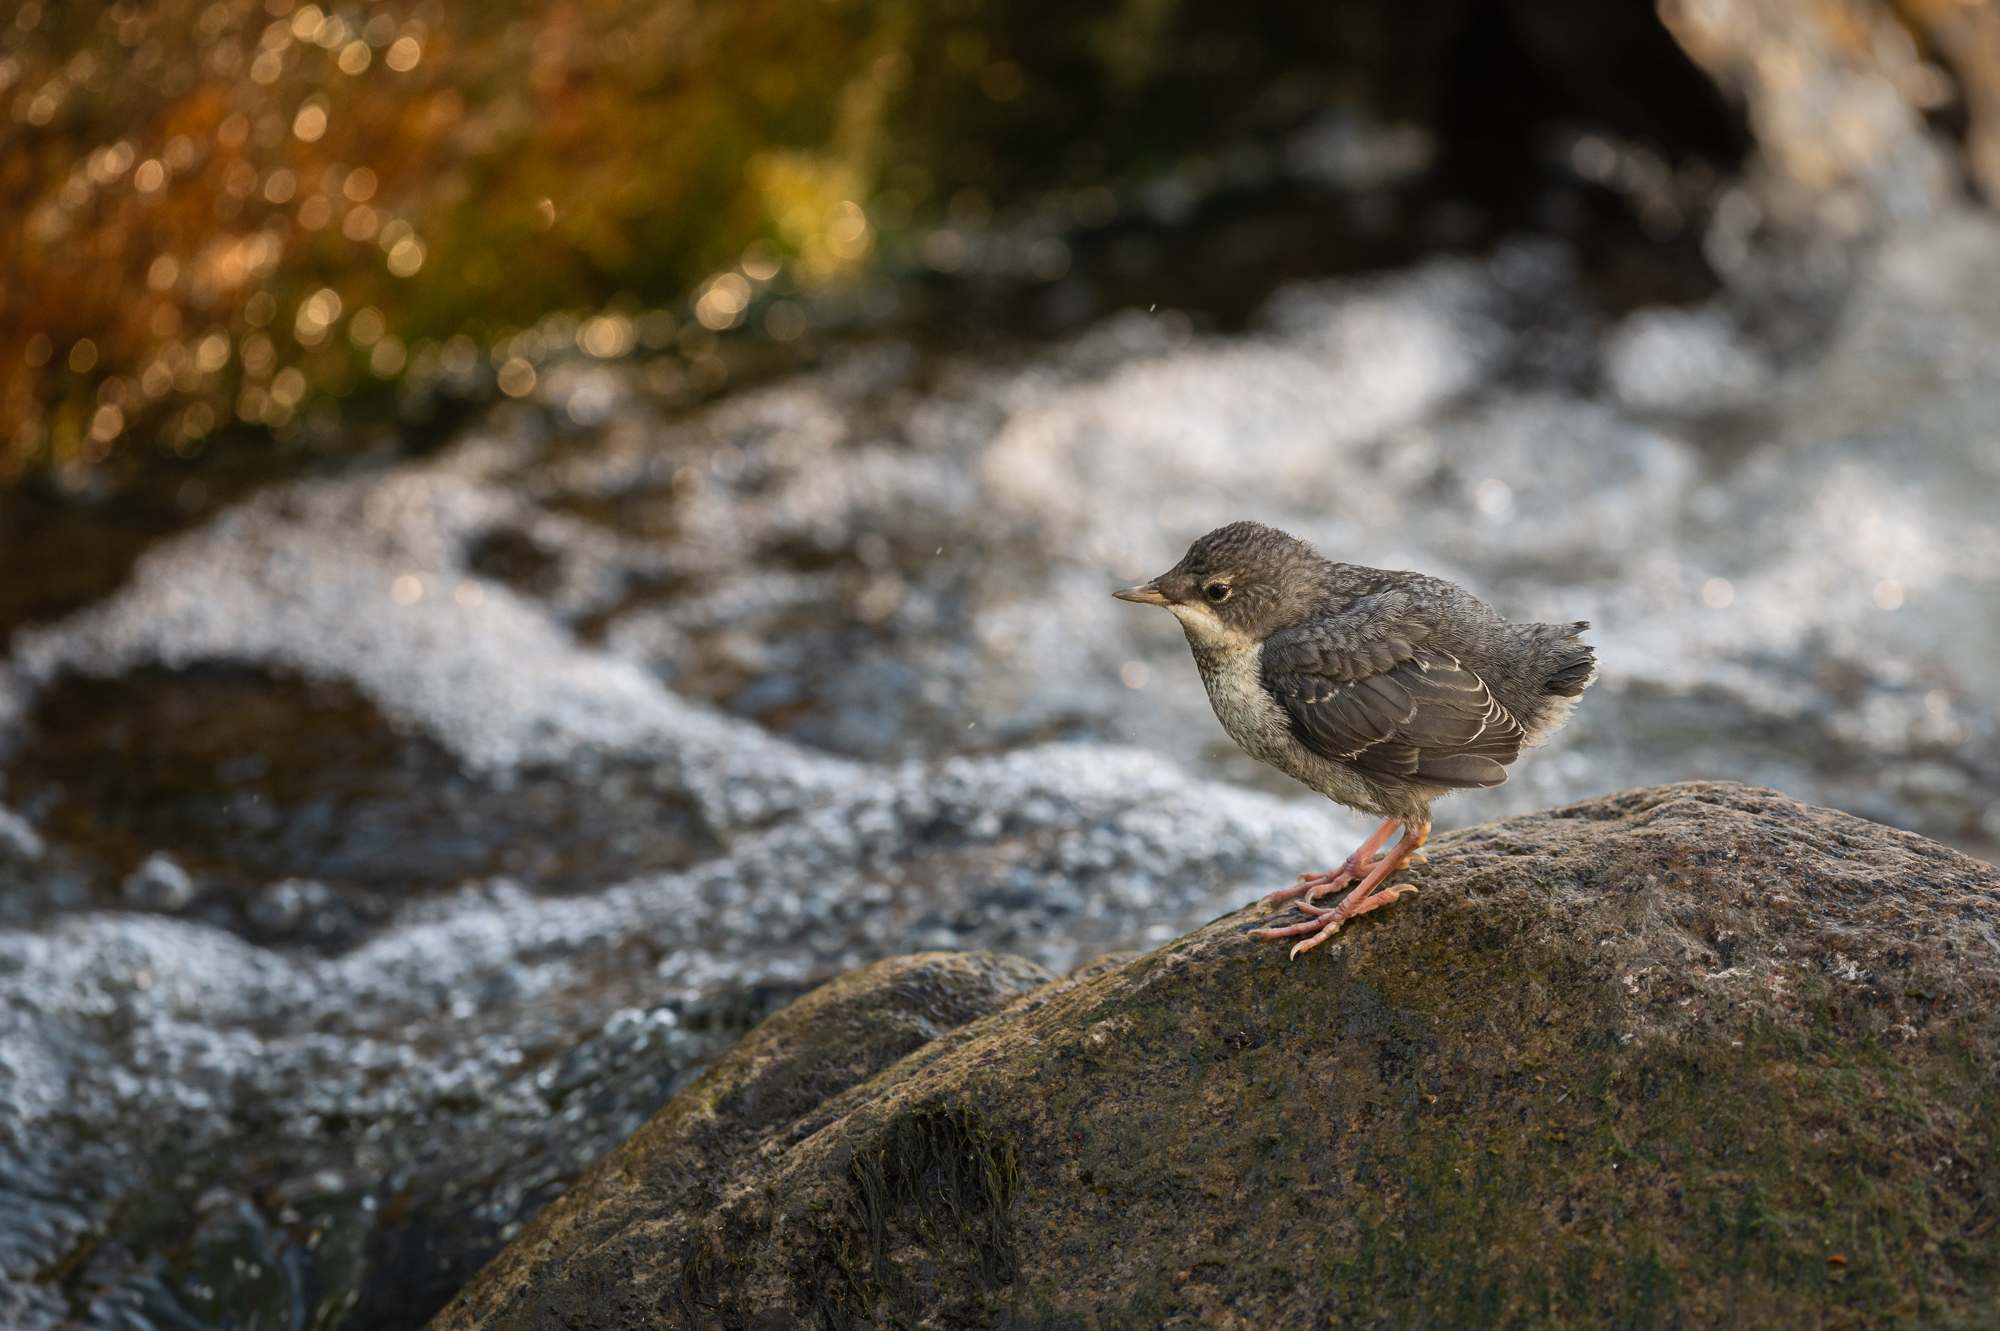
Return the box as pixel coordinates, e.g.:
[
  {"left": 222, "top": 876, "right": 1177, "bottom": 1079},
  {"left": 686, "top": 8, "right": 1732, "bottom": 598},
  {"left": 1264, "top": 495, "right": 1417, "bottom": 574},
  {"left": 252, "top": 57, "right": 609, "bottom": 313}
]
[{"left": 3, "top": 217, "right": 1999, "bottom": 1323}]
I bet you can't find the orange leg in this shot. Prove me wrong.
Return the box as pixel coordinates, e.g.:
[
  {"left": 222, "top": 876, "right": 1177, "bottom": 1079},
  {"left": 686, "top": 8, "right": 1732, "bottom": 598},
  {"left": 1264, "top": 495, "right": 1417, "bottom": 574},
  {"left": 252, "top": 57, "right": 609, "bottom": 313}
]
[
  {"left": 1250, "top": 821, "right": 1430, "bottom": 958},
  {"left": 1257, "top": 817, "right": 1399, "bottom": 910}
]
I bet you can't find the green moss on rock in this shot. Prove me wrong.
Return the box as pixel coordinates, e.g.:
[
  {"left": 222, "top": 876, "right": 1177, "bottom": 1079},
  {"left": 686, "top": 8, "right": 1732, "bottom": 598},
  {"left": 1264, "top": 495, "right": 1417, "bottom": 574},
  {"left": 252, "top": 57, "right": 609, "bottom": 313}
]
[{"left": 430, "top": 783, "right": 2000, "bottom": 1329}]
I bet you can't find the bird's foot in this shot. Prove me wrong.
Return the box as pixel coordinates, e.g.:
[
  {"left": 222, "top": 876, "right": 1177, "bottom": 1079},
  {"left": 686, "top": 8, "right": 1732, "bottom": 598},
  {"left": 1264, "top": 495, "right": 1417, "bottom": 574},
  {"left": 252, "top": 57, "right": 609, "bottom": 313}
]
[
  {"left": 1250, "top": 820, "right": 1431, "bottom": 958},
  {"left": 1257, "top": 817, "right": 1399, "bottom": 909},
  {"left": 1259, "top": 867, "right": 1350, "bottom": 910},
  {"left": 1250, "top": 883, "right": 1418, "bottom": 956}
]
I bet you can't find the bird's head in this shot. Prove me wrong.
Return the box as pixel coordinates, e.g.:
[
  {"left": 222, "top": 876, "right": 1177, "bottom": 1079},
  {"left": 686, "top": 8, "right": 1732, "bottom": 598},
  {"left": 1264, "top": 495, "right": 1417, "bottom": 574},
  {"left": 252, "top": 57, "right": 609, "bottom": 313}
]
[{"left": 1113, "top": 521, "right": 1322, "bottom": 645}]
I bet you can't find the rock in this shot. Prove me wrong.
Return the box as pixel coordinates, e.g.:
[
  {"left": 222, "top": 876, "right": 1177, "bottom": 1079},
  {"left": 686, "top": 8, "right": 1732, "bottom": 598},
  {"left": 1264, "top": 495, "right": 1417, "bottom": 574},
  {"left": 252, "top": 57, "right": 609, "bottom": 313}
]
[
  {"left": 1658, "top": 0, "right": 1956, "bottom": 254},
  {"left": 432, "top": 783, "right": 2000, "bottom": 1330},
  {"left": 0, "top": 807, "right": 41, "bottom": 865},
  {"left": 0, "top": 807, "right": 44, "bottom": 929},
  {"left": 121, "top": 852, "right": 197, "bottom": 912},
  {"left": 246, "top": 877, "right": 345, "bottom": 940}
]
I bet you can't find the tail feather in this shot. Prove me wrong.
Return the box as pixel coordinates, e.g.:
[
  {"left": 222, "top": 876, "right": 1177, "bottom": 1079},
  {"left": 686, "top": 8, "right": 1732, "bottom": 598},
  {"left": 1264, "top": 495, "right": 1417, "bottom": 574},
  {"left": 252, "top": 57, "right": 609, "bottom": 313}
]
[{"left": 1543, "top": 621, "right": 1596, "bottom": 698}]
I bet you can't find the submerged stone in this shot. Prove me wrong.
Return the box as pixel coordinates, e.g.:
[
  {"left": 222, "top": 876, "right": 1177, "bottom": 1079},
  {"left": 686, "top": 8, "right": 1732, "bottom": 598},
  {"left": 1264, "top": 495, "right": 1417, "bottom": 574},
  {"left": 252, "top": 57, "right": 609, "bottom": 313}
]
[{"left": 433, "top": 782, "right": 2000, "bottom": 1329}]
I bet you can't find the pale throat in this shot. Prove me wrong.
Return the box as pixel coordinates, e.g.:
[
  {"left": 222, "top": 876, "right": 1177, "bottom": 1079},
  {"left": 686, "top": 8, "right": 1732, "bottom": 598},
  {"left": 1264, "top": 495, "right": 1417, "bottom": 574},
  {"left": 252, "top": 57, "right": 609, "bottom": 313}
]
[
  {"left": 1166, "top": 601, "right": 1257, "bottom": 655},
  {"left": 1167, "top": 598, "right": 1292, "bottom": 768}
]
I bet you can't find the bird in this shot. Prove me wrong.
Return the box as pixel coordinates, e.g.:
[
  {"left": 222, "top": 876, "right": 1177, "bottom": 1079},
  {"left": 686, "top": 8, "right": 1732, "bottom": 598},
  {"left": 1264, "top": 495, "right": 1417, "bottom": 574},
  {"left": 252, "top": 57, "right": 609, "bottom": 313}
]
[{"left": 1114, "top": 520, "right": 1596, "bottom": 957}]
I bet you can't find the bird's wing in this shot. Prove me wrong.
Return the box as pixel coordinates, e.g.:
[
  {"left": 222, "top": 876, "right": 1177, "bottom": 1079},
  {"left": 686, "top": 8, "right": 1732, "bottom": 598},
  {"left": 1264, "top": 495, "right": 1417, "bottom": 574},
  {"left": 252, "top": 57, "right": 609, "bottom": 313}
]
[{"left": 1261, "top": 612, "right": 1524, "bottom": 789}]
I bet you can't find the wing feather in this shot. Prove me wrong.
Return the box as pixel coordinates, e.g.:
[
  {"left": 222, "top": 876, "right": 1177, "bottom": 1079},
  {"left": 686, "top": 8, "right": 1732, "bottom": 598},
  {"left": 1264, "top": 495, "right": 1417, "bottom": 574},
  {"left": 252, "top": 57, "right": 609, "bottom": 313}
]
[{"left": 1261, "top": 622, "right": 1525, "bottom": 790}]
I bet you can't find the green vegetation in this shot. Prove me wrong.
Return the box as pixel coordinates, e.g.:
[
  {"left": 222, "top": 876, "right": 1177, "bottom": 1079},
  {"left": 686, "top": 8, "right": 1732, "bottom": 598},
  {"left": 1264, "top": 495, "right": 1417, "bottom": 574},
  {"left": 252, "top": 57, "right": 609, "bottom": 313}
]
[{"left": 2, "top": 0, "right": 1482, "bottom": 478}]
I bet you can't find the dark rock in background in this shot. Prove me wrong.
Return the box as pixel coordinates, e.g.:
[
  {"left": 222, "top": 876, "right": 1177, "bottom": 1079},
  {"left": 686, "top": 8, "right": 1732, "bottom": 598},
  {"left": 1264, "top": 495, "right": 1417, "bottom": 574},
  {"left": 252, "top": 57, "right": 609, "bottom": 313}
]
[{"left": 435, "top": 784, "right": 2000, "bottom": 1330}]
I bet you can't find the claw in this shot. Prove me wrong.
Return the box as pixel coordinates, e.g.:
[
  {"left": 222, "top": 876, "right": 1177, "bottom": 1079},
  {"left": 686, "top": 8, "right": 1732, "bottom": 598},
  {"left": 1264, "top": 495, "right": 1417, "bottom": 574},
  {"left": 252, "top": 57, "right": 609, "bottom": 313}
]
[
  {"left": 1291, "top": 926, "right": 1343, "bottom": 959},
  {"left": 1251, "top": 820, "right": 1431, "bottom": 957}
]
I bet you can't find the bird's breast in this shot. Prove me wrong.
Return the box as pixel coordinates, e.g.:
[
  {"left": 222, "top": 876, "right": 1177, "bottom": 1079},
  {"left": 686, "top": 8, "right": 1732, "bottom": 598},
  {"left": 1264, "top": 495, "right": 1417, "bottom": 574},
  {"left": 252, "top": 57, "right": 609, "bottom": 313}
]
[{"left": 1189, "top": 638, "right": 1294, "bottom": 769}]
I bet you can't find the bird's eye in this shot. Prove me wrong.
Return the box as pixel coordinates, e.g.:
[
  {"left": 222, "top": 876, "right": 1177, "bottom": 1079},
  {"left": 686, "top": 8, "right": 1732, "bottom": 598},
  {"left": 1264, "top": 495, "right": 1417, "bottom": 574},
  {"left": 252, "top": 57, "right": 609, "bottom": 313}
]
[{"left": 1204, "top": 582, "right": 1230, "bottom": 603}]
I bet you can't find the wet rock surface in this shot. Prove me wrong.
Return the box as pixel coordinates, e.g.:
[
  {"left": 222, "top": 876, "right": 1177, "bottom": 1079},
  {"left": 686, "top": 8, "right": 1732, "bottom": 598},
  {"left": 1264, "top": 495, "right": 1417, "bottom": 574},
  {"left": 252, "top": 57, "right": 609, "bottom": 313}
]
[
  {"left": 433, "top": 783, "right": 2000, "bottom": 1331},
  {"left": 2, "top": 665, "right": 718, "bottom": 942}
]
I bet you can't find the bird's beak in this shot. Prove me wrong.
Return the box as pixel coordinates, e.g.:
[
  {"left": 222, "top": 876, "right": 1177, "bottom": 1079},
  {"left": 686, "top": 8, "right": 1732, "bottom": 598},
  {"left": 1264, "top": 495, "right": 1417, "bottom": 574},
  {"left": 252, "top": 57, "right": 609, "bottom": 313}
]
[{"left": 1113, "top": 581, "right": 1171, "bottom": 606}]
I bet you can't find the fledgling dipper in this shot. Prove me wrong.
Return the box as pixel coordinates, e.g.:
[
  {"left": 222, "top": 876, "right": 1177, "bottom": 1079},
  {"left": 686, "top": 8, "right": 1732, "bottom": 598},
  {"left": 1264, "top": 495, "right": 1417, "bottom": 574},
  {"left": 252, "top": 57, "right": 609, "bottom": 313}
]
[{"left": 1115, "top": 521, "right": 1595, "bottom": 956}]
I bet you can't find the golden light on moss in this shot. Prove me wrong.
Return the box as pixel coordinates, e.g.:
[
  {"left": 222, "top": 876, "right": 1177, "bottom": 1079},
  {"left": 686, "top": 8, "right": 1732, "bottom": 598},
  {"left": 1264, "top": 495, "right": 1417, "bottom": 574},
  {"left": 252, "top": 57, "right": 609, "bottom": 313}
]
[{"left": 3, "top": 0, "right": 1181, "bottom": 469}]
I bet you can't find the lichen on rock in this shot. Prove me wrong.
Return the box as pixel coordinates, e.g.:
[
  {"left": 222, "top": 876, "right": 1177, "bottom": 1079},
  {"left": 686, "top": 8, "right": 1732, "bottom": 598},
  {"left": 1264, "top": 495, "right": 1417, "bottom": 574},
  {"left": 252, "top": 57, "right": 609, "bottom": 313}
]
[{"left": 431, "top": 782, "right": 2000, "bottom": 1330}]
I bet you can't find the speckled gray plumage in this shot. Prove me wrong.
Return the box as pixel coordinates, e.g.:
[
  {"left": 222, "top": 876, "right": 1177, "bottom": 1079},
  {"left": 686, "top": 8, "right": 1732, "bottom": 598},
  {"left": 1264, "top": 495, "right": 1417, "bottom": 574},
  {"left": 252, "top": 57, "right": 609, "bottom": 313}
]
[{"left": 1131, "top": 521, "right": 1596, "bottom": 826}]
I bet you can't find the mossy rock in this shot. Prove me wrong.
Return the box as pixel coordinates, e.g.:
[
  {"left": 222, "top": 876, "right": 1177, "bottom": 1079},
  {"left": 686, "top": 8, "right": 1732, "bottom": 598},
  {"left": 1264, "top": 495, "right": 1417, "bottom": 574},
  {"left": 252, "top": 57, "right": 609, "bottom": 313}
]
[{"left": 429, "top": 782, "right": 2000, "bottom": 1329}]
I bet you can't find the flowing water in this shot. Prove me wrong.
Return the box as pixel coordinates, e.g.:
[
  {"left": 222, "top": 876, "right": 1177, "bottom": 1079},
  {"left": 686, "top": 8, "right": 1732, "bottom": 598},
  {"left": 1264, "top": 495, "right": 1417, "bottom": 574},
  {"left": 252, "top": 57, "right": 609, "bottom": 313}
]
[{"left": 3, "top": 214, "right": 1999, "bottom": 1326}]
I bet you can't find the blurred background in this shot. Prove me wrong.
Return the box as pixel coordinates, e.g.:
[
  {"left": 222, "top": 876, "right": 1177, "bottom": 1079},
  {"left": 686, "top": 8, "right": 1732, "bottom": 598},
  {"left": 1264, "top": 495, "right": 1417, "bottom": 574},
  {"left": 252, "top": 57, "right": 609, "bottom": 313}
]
[{"left": 4, "top": 0, "right": 2000, "bottom": 1326}]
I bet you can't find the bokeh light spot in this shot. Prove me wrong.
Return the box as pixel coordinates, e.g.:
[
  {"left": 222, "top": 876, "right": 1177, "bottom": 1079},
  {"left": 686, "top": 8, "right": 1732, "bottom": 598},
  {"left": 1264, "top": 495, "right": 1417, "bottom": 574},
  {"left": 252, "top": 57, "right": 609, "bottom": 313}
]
[
  {"left": 88, "top": 404, "right": 124, "bottom": 443},
  {"left": 578, "top": 315, "right": 635, "bottom": 358},
  {"left": 292, "top": 101, "right": 327, "bottom": 142},
  {"left": 369, "top": 337, "right": 407, "bottom": 377},
  {"left": 741, "top": 241, "right": 781, "bottom": 281},
  {"left": 386, "top": 236, "right": 426, "bottom": 277},
  {"left": 496, "top": 359, "right": 537, "bottom": 397},
  {"left": 348, "top": 307, "right": 385, "bottom": 347},
  {"left": 195, "top": 333, "right": 231, "bottom": 373},
  {"left": 695, "top": 274, "right": 752, "bottom": 330}
]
